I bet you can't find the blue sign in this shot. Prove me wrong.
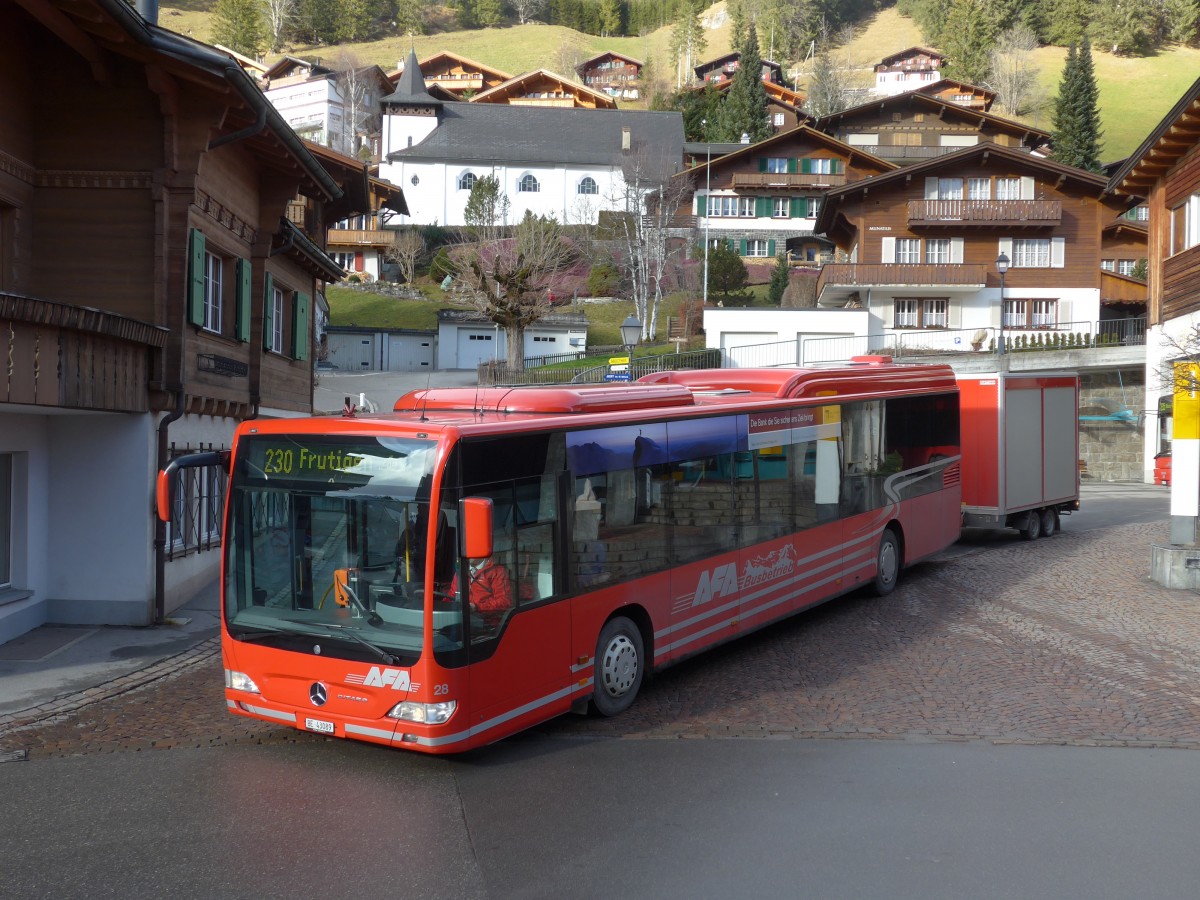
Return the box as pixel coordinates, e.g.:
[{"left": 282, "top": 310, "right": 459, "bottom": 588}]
[{"left": 604, "top": 373, "right": 631, "bottom": 382}]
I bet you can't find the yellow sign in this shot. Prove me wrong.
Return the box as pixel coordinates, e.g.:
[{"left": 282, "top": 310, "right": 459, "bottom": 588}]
[
  {"left": 609, "top": 356, "right": 629, "bottom": 365},
  {"left": 1175, "top": 361, "right": 1200, "bottom": 440}
]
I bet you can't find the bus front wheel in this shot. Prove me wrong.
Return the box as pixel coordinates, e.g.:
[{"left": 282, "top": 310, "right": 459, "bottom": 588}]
[
  {"left": 593, "top": 617, "right": 644, "bottom": 717},
  {"left": 873, "top": 529, "right": 901, "bottom": 596}
]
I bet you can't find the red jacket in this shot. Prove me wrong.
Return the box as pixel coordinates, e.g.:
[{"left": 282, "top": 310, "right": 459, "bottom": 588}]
[{"left": 450, "top": 560, "right": 514, "bottom": 621}]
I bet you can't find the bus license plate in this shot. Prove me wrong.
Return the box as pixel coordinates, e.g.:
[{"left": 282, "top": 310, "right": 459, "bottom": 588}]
[{"left": 305, "top": 717, "right": 335, "bottom": 735}]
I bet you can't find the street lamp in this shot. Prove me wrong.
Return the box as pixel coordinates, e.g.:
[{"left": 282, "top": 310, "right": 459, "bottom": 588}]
[
  {"left": 995, "top": 252, "right": 1009, "bottom": 356},
  {"left": 620, "top": 314, "right": 642, "bottom": 379}
]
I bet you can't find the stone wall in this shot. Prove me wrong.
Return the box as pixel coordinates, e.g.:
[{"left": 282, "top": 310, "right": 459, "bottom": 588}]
[{"left": 1079, "top": 368, "right": 1145, "bottom": 482}]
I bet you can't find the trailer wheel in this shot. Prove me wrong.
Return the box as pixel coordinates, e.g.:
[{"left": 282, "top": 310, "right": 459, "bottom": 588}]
[
  {"left": 1019, "top": 510, "right": 1042, "bottom": 541},
  {"left": 873, "top": 529, "right": 901, "bottom": 596},
  {"left": 592, "top": 616, "right": 644, "bottom": 717},
  {"left": 1039, "top": 508, "right": 1057, "bottom": 538}
]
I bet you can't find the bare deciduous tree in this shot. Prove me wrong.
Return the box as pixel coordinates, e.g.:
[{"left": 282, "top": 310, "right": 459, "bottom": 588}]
[
  {"left": 385, "top": 229, "right": 426, "bottom": 284},
  {"left": 512, "top": 0, "right": 545, "bottom": 25},
  {"left": 989, "top": 24, "right": 1042, "bottom": 117},
  {"left": 609, "top": 146, "right": 692, "bottom": 341},
  {"left": 263, "top": 0, "right": 296, "bottom": 52},
  {"left": 331, "top": 50, "right": 379, "bottom": 158},
  {"left": 450, "top": 214, "right": 576, "bottom": 371}
]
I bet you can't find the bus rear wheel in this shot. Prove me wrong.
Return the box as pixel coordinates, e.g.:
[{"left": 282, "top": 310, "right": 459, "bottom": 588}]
[
  {"left": 592, "top": 616, "right": 644, "bottom": 717},
  {"left": 873, "top": 529, "right": 901, "bottom": 596}
]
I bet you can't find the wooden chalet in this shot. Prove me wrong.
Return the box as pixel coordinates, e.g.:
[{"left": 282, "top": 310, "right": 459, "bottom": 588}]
[
  {"left": 700, "top": 79, "right": 809, "bottom": 135},
  {"left": 470, "top": 69, "right": 617, "bottom": 109},
  {"left": 1101, "top": 220, "right": 1149, "bottom": 277},
  {"left": 873, "top": 47, "right": 947, "bottom": 95},
  {"left": 0, "top": 0, "right": 375, "bottom": 641},
  {"left": 694, "top": 52, "right": 785, "bottom": 88},
  {"left": 914, "top": 78, "right": 995, "bottom": 111},
  {"left": 392, "top": 51, "right": 512, "bottom": 99},
  {"left": 815, "top": 92, "right": 1052, "bottom": 166},
  {"left": 576, "top": 51, "right": 644, "bottom": 100}
]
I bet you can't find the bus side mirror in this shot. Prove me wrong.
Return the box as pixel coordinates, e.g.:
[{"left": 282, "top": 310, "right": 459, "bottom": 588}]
[
  {"left": 156, "top": 450, "right": 231, "bottom": 524},
  {"left": 155, "top": 469, "right": 172, "bottom": 523},
  {"left": 459, "top": 497, "right": 494, "bottom": 560}
]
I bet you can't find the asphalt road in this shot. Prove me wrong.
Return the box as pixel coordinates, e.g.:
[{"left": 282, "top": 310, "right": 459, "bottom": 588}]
[{"left": 4, "top": 482, "right": 1196, "bottom": 899}]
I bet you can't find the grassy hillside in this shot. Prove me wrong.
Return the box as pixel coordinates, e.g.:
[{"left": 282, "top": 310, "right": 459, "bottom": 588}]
[{"left": 160, "top": 2, "right": 1184, "bottom": 162}]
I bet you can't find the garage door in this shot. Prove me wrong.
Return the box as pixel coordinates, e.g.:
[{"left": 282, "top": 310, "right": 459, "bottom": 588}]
[
  {"left": 456, "top": 329, "right": 502, "bottom": 369},
  {"left": 387, "top": 334, "right": 434, "bottom": 371}
]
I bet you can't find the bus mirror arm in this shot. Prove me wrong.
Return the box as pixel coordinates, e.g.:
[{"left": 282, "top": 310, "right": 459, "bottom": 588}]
[{"left": 156, "top": 450, "right": 231, "bottom": 523}]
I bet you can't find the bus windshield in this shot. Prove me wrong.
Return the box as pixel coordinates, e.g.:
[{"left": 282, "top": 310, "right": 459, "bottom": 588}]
[{"left": 223, "top": 435, "right": 443, "bottom": 665}]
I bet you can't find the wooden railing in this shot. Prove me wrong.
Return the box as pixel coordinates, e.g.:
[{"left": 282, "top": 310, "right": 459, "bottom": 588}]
[
  {"left": 326, "top": 228, "right": 394, "bottom": 246},
  {"left": 817, "top": 263, "right": 988, "bottom": 293},
  {"left": 730, "top": 172, "right": 846, "bottom": 188},
  {"left": 908, "top": 199, "right": 1062, "bottom": 225}
]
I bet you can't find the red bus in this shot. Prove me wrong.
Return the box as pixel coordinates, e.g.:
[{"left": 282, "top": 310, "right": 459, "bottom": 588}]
[{"left": 158, "top": 359, "right": 961, "bottom": 754}]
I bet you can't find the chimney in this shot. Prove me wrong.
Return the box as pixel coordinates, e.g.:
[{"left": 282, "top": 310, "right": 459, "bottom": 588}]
[
  {"left": 740, "top": 132, "right": 750, "bottom": 143},
  {"left": 621, "top": 126, "right": 631, "bottom": 151},
  {"left": 135, "top": 0, "right": 158, "bottom": 25}
]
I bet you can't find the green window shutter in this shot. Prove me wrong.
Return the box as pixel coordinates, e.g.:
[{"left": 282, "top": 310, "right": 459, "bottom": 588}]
[
  {"left": 188, "top": 229, "right": 205, "bottom": 326},
  {"left": 767, "top": 239, "right": 776, "bottom": 257},
  {"left": 235, "top": 258, "right": 252, "bottom": 342},
  {"left": 788, "top": 158, "right": 798, "bottom": 174},
  {"left": 293, "top": 292, "right": 311, "bottom": 360},
  {"left": 790, "top": 197, "right": 807, "bottom": 218},
  {"left": 726, "top": 238, "right": 736, "bottom": 252},
  {"left": 800, "top": 158, "right": 812, "bottom": 174},
  {"left": 262, "top": 272, "right": 275, "bottom": 351},
  {"left": 739, "top": 239, "right": 748, "bottom": 256},
  {"left": 696, "top": 195, "right": 707, "bottom": 216},
  {"left": 831, "top": 159, "right": 841, "bottom": 174},
  {"left": 758, "top": 157, "right": 767, "bottom": 173},
  {"left": 755, "top": 196, "right": 771, "bottom": 217}
]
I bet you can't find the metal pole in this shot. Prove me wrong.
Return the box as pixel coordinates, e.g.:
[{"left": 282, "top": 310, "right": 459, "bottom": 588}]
[
  {"left": 998, "top": 269, "right": 1006, "bottom": 356},
  {"left": 703, "top": 143, "right": 711, "bottom": 307}
]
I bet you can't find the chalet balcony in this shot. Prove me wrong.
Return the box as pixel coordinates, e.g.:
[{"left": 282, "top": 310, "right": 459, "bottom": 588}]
[
  {"left": 816, "top": 263, "right": 986, "bottom": 306},
  {"left": 867, "top": 145, "right": 960, "bottom": 161},
  {"left": 510, "top": 97, "right": 577, "bottom": 108},
  {"left": 908, "top": 199, "right": 1062, "bottom": 227},
  {"left": 730, "top": 172, "right": 847, "bottom": 189},
  {"left": 428, "top": 74, "right": 484, "bottom": 90},
  {"left": 326, "top": 228, "right": 395, "bottom": 248}
]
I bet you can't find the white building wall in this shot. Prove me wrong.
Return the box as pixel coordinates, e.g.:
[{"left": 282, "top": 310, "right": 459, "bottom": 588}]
[
  {"left": 44, "top": 415, "right": 156, "bottom": 625},
  {"left": 0, "top": 415, "right": 51, "bottom": 643},
  {"left": 266, "top": 79, "right": 345, "bottom": 151}
]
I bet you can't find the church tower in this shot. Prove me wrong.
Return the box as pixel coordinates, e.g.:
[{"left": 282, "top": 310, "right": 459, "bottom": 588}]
[{"left": 380, "top": 49, "right": 442, "bottom": 157}]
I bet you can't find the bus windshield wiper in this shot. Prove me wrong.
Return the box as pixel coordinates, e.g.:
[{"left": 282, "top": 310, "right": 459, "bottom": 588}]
[
  {"left": 231, "top": 627, "right": 286, "bottom": 644},
  {"left": 316, "top": 623, "right": 397, "bottom": 665}
]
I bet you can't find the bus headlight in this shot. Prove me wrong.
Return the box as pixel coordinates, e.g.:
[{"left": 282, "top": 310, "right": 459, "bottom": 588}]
[
  {"left": 225, "top": 669, "right": 261, "bottom": 694},
  {"left": 387, "top": 700, "right": 457, "bottom": 724}
]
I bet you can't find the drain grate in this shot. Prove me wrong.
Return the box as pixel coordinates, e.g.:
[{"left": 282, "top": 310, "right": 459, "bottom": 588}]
[{"left": 0, "top": 749, "right": 29, "bottom": 763}]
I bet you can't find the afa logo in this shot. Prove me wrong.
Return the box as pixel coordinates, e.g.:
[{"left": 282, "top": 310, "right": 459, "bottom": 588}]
[
  {"left": 692, "top": 562, "right": 740, "bottom": 607},
  {"left": 345, "top": 666, "right": 411, "bottom": 690}
]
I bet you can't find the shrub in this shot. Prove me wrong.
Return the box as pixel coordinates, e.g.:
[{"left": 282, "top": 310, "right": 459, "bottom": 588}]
[{"left": 587, "top": 260, "right": 622, "bottom": 296}]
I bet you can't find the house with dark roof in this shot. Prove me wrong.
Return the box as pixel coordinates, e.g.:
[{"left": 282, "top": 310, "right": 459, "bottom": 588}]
[
  {"left": 378, "top": 51, "right": 683, "bottom": 227},
  {"left": 577, "top": 51, "right": 644, "bottom": 100},
  {"left": 1108, "top": 74, "right": 1200, "bottom": 486},
  {"left": 391, "top": 50, "right": 512, "bottom": 99},
  {"left": 694, "top": 52, "right": 785, "bottom": 88},
  {"left": 470, "top": 69, "right": 618, "bottom": 109},
  {"left": 263, "top": 58, "right": 394, "bottom": 157},
  {"left": 697, "top": 79, "right": 809, "bottom": 135},
  {"left": 913, "top": 78, "right": 995, "bottom": 111},
  {"left": 0, "top": 0, "right": 374, "bottom": 644},
  {"left": 815, "top": 91, "right": 1052, "bottom": 166},
  {"left": 670, "top": 125, "right": 894, "bottom": 265},
  {"left": 873, "top": 47, "right": 947, "bottom": 96}
]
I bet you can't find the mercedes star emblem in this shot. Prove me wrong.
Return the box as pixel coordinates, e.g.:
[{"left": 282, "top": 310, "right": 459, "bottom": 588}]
[{"left": 309, "top": 682, "right": 328, "bottom": 707}]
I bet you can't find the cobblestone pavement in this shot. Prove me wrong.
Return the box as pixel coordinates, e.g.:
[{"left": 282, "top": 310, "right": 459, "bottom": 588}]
[{"left": 5, "top": 521, "right": 1200, "bottom": 759}]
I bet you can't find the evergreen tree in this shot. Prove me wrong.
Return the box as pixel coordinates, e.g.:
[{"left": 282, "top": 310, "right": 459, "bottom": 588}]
[
  {"left": 212, "top": 0, "right": 265, "bottom": 57},
  {"left": 1091, "top": 0, "right": 1157, "bottom": 55},
  {"left": 767, "top": 253, "right": 790, "bottom": 305},
  {"left": 714, "top": 21, "right": 771, "bottom": 142},
  {"left": 473, "top": 0, "right": 505, "bottom": 27},
  {"left": 729, "top": 0, "right": 748, "bottom": 55},
  {"left": 1050, "top": 38, "right": 1104, "bottom": 172},
  {"left": 942, "top": 0, "right": 998, "bottom": 84},
  {"left": 669, "top": 0, "right": 707, "bottom": 88},
  {"left": 1042, "top": 0, "right": 1093, "bottom": 46},
  {"left": 1163, "top": 0, "right": 1200, "bottom": 44},
  {"left": 707, "top": 243, "right": 748, "bottom": 299},
  {"left": 599, "top": 0, "right": 622, "bottom": 35}
]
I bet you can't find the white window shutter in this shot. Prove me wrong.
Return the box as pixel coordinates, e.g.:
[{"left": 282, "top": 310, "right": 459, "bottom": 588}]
[
  {"left": 999, "top": 237, "right": 1013, "bottom": 260},
  {"left": 950, "top": 237, "right": 964, "bottom": 264},
  {"left": 873, "top": 292, "right": 894, "bottom": 325},
  {"left": 949, "top": 300, "right": 962, "bottom": 329},
  {"left": 1051, "top": 237, "right": 1065, "bottom": 268},
  {"left": 881, "top": 236, "right": 896, "bottom": 263},
  {"left": 925, "top": 177, "right": 939, "bottom": 200},
  {"left": 1058, "top": 299, "right": 1071, "bottom": 326},
  {"left": 1020, "top": 176, "right": 1035, "bottom": 199}
]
